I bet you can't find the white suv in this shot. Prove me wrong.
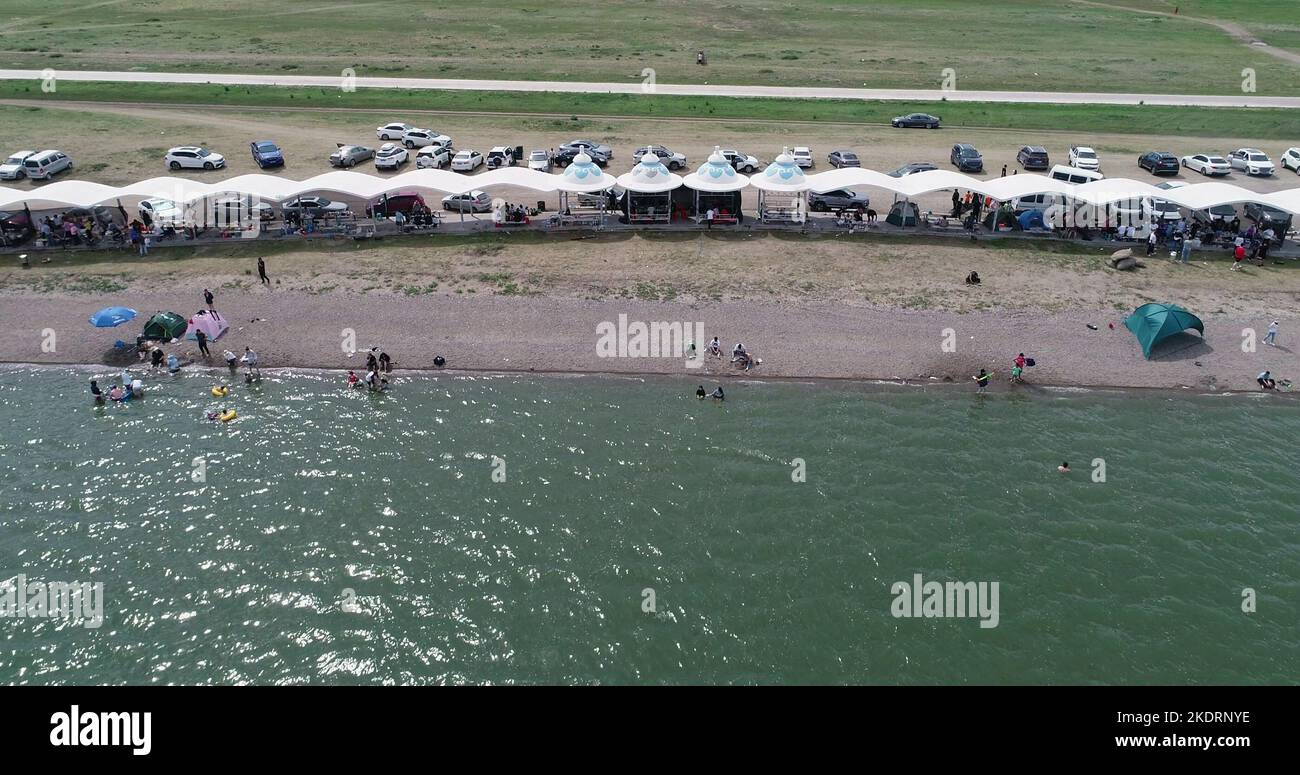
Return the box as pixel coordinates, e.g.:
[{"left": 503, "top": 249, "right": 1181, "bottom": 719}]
[
  {"left": 1068, "top": 146, "right": 1100, "bottom": 171},
  {"left": 376, "top": 122, "right": 415, "bottom": 141},
  {"left": 1281, "top": 147, "right": 1300, "bottom": 174},
  {"left": 402, "top": 128, "right": 452, "bottom": 149},
  {"left": 1228, "top": 148, "right": 1274, "bottom": 176},
  {"left": 374, "top": 143, "right": 409, "bottom": 170},
  {"left": 415, "top": 146, "right": 452, "bottom": 169},
  {"left": 0, "top": 150, "right": 36, "bottom": 180},
  {"left": 165, "top": 146, "right": 225, "bottom": 170}
]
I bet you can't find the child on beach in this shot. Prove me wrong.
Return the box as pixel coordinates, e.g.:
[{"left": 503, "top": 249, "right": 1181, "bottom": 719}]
[
  {"left": 973, "top": 369, "right": 991, "bottom": 393},
  {"left": 347, "top": 370, "right": 360, "bottom": 388}
]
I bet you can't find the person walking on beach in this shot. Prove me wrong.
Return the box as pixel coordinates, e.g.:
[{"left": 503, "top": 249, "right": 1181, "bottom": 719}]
[
  {"left": 195, "top": 329, "right": 210, "bottom": 358},
  {"left": 204, "top": 288, "right": 215, "bottom": 310},
  {"left": 1263, "top": 320, "right": 1278, "bottom": 347},
  {"left": 1232, "top": 243, "right": 1246, "bottom": 270},
  {"left": 257, "top": 256, "right": 270, "bottom": 286},
  {"left": 1011, "top": 353, "right": 1026, "bottom": 384}
]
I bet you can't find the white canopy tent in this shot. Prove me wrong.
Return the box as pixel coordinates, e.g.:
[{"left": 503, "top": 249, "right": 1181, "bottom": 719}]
[
  {"left": 751, "top": 150, "right": 812, "bottom": 223},
  {"left": 616, "top": 152, "right": 683, "bottom": 223},
  {"left": 682, "top": 148, "right": 749, "bottom": 223}
]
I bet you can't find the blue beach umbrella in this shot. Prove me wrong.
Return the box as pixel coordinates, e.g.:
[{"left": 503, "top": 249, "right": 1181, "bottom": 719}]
[{"left": 88, "top": 306, "right": 138, "bottom": 328}]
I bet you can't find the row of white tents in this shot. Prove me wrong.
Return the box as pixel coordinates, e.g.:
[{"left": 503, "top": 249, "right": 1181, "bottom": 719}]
[{"left": 2, "top": 150, "right": 1298, "bottom": 215}]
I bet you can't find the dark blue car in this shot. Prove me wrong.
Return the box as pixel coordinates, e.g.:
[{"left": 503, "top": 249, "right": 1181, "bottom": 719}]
[{"left": 250, "top": 140, "right": 285, "bottom": 169}]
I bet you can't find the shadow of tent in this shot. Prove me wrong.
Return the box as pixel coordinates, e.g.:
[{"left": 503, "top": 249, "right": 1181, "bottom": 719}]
[{"left": 1147, "top": 332, "right": 1212, "bottom": 362}]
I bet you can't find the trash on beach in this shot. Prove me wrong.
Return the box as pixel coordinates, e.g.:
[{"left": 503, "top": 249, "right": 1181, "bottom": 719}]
[{"left": 1086, "top": 324, "right": 1099, "bottom": 330}]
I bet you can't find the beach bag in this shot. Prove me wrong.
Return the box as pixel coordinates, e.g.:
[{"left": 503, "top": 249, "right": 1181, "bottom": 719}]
[{"left": 1025, "top": 358, "right": 1036, "bottom": 367}]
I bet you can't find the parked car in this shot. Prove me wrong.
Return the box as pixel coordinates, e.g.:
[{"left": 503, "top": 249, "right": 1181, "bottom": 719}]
[
  {"left": 0, "top": 151, "right": 36, "bottom": 180},
  {"left": 891, "top": 113, "right": 940, "bottom": 129},
  {"left": 1016, "top": 145, "right": 1050, "bottom": 171},
  {"left": 631, "top": 145, "right": 687, "bottom": 170},
  {"left": 1180, "top": 153, "right": 1230, "bottom": 176},
  {"left": 888, "top": 162, "right": 937, "bottom": 177},
  {"left": 249, "top": 140, "right": 285, "bottom": 169},
  {"left": 1245, "top": 202, "right": 1292, "bottom": 232},
  {"left": 790, "top": 147, "right": 814, "bottom": 168},
  {"left": 527, "top": 149, "right": 553, "bottom": 172},
  {"left": 1137, "top": 151, "right": 1179, "bottom": 176},
  {"left": 1192, "top": 203, "right": 1238, "bottom": 226},
  {"left": 366, "top": 192, "right": 427, "bottom": 218},
  {"left": 0, "top": 209, "right": 34, "bottom": 246},
  {"left": 486, "top": 146, "right": 520, "bottom": 169},
  {"left": 1067, "top": 146, "right": 1100, "bottom": 171},
  {"left": 138, "top": 198, "right": 185, "bottom": 226},
  {"left": 451, "top": 149, "right": 485, "bottom": 172},
  {"left": 415, "top": 145, "right": 452, "bottom": 169},
  {"left": 718, "top": 149, "right": 759, "bottom": 173},
  {"left": 1048, "top": 164, "right": 1103, "bottom": 184},
  {"left": 441, "top": 190, "right": 493, "bottom": 213},
  {"left": 949, "top": 143, "right": 983, "bottom": 172},
  {"left": 401, "top": 128, "right": 452, "bottom": 149},
  {"left": 1228, "top": 148, "right": 1275, "bottom": 176},
  {"left": 212, "top": 198, "right": 276, "bottom": 224},
  {"left": 558, "top": 139, "right": 613, "bottom": 164},
  {"left": 1010, "top": 192, "right": 1060, "bottom": 212},
  {"left": 329, "top": 144, "right": 374, "bottom": 168},
  {"left": 376, "top": 122, "right": 415, "bottom": 141},
  {"left": 282, "top": 196, "right": 348, "bottom": 217},
  {"left": 374, "top": 143, "right": 409, "bottom": 170},
  {"left": 165, "top": 146, "right": 224, "bottom": 171},
  {"left": 23, "top": 149, "right": 74, "bottom": 179},
  {"left": 808, "top": 189, "right": 869, "bottom": 212},
  {"left": 1281, "top": 147, "right": 1300, "bottom": 174},
  {"left": 827, "top": 149, "right": 861, "bottom": 168}
]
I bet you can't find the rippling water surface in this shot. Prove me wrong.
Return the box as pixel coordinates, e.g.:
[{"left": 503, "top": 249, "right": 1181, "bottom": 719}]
[{"left": 0, "top": 366, "right": 1296, "bottom": 684}]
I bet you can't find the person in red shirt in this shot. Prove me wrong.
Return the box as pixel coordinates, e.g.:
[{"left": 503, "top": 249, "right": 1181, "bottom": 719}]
[{"left": 1232, "top": 244, "right": 1246, "bottom": 271}]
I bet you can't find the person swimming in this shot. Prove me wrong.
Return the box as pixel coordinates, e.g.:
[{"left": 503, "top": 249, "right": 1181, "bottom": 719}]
[
  {"left": 710, "top": 386, "right": 725, "bottom": 401},
  {"left": 696, "top": 385, "right": 706, "bottom": 399},
  {"left": 1058, "top": 461, "right": 1070, "bottom": 473}
]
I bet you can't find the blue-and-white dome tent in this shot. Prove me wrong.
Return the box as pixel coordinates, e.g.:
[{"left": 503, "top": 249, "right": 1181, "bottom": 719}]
[
  {"left": 749, "top": 148, "right": 813, "bottom": 223},
  {"left": 614, "top": 152, "right": 684, "bottom": 223},
  {"left": 552, "top": 152, "right": 619, "bottom": 223},
  {"left": 682, "top": 147, "right": 749, "bottom": 224}
]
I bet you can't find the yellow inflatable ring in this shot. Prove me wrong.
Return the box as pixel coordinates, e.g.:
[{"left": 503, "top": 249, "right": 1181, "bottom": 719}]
[
  {"left": 218, "top": 409, "right": 237, "bottom": 422},
  {"left": 212, "top": 386, "right": 229, "bottom": 397}
]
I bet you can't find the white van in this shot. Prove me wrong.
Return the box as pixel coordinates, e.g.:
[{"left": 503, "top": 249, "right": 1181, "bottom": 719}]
[
  {"left": 1048, "top": 164, "right": 1103, "bottom": 185},
  {"left": 23, "top": 149, "right": 72, "bottom": 180},
  {"left": 1011, "top": 192, "right": 1060, "bottom": 212}
]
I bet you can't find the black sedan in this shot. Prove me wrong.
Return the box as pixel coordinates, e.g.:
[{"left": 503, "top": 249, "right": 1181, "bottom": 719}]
[
  {"left": 1138, "top": 151, "right": 1180, "bottom": 176},
  {"left": 827, "top": 149, "right": 861, "bottom": 168},
  {"left": 892, "top": 113, "right": 941, "bottom": 129}
]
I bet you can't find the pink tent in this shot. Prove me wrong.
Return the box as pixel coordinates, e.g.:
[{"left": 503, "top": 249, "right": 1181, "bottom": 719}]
[{"left": 186, "top": 309, "right": 229, "bottom": 342}]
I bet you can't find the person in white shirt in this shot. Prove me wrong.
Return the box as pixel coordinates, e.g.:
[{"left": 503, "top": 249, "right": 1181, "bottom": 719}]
[
  {"left": 241, "top": 347, "right": 261, "bottom": 379},
  {"left": 1264, "top": 320, "right": 1279, "bottom": 346}
]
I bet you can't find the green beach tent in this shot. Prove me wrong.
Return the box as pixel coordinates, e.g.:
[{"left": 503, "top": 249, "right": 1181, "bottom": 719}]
[
  {"left": 141, "top": 311, "right": 188, "bottom": 341},
  {"left": 1124, "top": 303, "right": 1204, "bottom": 359}
]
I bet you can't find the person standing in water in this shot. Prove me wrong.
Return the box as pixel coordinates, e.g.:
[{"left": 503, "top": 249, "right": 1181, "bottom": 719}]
[
  {"left": 710, "top": 386, "right": 725, "bottom": 401},
  {"left": 257, "top": 256, "right": 270, "bottom": 286},
  {"left": 973, "top": 369, "right": 990, "bottom": 393},
  {"left": 90, "top": 379, "right": 103, "bottom": 403},
  {"left": 696, "top": 385, "right": 706, "bottom": 399}
]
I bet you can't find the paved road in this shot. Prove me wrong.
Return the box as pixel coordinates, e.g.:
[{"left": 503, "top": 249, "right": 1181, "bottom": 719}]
[{"left": 2, "top": 69, "right": 1297, "bottom": 109}]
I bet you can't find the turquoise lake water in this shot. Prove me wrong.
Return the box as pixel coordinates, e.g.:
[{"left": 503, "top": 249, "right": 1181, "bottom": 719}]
[{"left": 0, "top": 366, "right": 1296, "bottom": 684}]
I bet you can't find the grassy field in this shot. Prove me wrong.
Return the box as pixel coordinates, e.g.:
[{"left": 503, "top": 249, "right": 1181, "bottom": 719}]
[
  {"left": 0, "top": 0, "right": 1296, "bottom": 95},
  {"left": 3, "top": 81, "right": 1299, "bottom": 140}
]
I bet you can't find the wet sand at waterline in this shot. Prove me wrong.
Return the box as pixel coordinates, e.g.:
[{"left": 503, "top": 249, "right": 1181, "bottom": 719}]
[{"left": 2, "top": 232, "right": 1297, "bottom": 392}]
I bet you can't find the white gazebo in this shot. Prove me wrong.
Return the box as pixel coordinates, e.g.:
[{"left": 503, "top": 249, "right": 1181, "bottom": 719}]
[
  {"left": 682, "top": 147, "right": 749, "bottom": 224},
  {"left": 750, "top": 149, "right": 812, "bottom": 223},
  {"left": 554, "top": 152, "right": 618, "bottom": 225},
  {"left": 615, "top": 152, "right": 683, "bottom": 224}
]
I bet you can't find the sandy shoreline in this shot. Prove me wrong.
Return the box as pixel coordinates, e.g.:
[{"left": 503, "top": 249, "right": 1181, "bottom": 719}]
[{"left": 2, "top": 288, "right": 1296, "bottom": 394}]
